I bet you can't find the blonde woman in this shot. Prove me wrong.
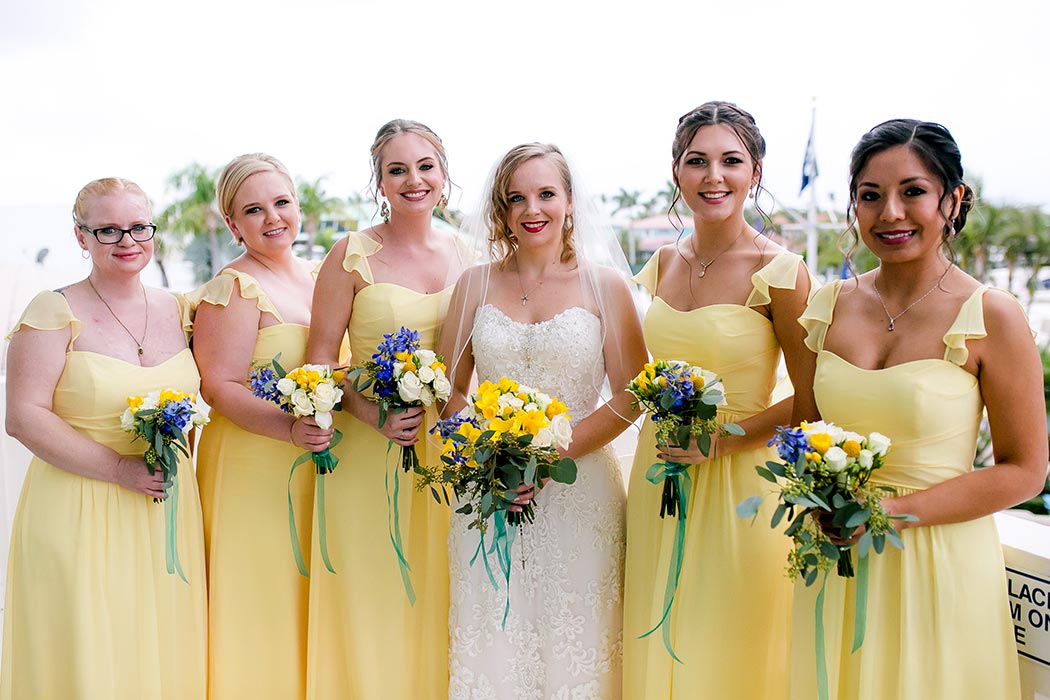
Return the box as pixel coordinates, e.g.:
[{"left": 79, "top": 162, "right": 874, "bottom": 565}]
[
  {"left": 189, "top": 153, "right": 336, "bottom": 698},
  {"left": 2, "top": 178, "right": 206, "bottom": 699}
]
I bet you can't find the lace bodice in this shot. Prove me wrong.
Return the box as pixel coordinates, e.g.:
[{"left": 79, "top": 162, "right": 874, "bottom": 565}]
[{"left": 471, "top": 305, "right": 605, "bottom": 422}]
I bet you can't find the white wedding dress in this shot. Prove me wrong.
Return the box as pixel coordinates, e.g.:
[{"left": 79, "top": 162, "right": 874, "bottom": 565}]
[{"left": 448, "top": 304, "right": 627, "bottom": 700}]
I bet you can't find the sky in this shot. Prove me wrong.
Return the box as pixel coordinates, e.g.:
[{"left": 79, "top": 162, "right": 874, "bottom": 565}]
[{"left": 2, "top": 0, "right": 1047, "bottom": 220}]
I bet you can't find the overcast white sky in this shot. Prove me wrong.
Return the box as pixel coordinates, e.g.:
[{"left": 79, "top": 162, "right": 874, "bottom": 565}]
[{"left": 2, "top": 0, "right": 1047, "bottom": 217}]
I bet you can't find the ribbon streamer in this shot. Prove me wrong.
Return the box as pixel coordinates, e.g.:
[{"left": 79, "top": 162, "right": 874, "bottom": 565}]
[
  {"left": 815, "top": 570, "right": 830, "bottom": 700},
  {"left": 385, "top": 441, "right": 416, "bottom": 605},
  {"left": 287, "top": 429, "right": 342, "bottom": 577},
  {"left": 639, "top": 460, "right": 692, "bottom": 663},
  {"left": 164, "top": 473, "right": 188, "bottom": 584}
]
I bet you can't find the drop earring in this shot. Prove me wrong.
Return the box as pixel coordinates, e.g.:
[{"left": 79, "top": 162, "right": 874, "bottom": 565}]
[
  {"left": 380, "top": 200, "right": 390, "bottom": 223},
  {"left": 81, "top": 248, "right": 90, "bottom": 259},
  {"left": 437, "top": 194, "right": 449, "bottom": 210}
]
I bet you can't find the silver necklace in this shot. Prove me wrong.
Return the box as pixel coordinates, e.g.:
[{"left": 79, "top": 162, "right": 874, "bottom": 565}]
[
  {"left": 515, "top": 255, "right": 549, "bottom": 305},
  {"left": 690, "top": 224, "right": 747, "bottom": 278},
  {"left": 87, "top": 276, "right": 148, "bottom": 356},
  {"left": 871, "top": 267, "right": 949, "bottom": 331}
]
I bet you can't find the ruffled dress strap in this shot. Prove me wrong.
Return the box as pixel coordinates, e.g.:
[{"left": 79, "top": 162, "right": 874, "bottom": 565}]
[
  {"left": 632, "top": 250, "right": 660, "bottom": 297},
  {"left": 340, "top": 231, "right": 382, "bottom": 284},
  {"left": 744, "top": 252, "right": 807, "bottom": 307},
  {"left": 185, "top": 268, "right": 284, "bottom": 323},
  {"left": 941, "top": 286, "right": 1003, "bottom": 366},
  {"left": 6, "top": 290, "right": 82, "bottom": 349},
  {"left": 172, "top": 291, "right": 195, "bottom": 337},
  {"left": 798, "top": 279, "right": 842, "bottom": 354}
]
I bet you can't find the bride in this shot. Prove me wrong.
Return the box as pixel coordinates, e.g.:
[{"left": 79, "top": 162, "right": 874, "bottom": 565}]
[{"left": 439, "top": 143, "right": 646, "bottom": 698}]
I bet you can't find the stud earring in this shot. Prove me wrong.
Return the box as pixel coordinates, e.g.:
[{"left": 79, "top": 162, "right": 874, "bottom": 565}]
[{"left": 380, "top": 200, "right": 390, "bottom": 223}]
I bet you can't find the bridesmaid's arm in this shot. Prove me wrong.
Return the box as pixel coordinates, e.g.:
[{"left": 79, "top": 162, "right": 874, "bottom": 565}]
[
  {"left": 308, "top": 239, "right": 422, "bottom": 446},
  {"left": 5, "top": 325, "right": 166, "bottom": 498},
  {"left": 561, "top": 270, "right": 646, "bottom": 461},
  {"left": 662, "top": 264, "right": 814, "bottom": 464},
  {"left": 882, "top": 290, "right": 1049, "bottom": 529}
]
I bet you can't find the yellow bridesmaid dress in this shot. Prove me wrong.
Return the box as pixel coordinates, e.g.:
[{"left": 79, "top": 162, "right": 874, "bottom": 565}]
[
  {"left": 187, "top": 268, "right": 327, "bottom": 699},
  {"left": 306, "top": 232, "right": 450, "bottom": 700},
  {"left": 623, "top": 253, "right": 801, "bottom": 699},
  {"left": 0, "top": 290, "right": 207, "bottom": 700},
  {"left": 789, "top": 281, "right": 1022, "bottom": 700}
]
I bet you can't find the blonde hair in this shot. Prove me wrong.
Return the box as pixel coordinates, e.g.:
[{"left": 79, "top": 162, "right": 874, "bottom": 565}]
[
  {"left": 488, "top": 143, "right": 575, "bottom": 266},
  {"left": 369, "top": 119, "right": 449, "bottom": 196},
  {"left": 216, "top": 153, "right": 296, "bottom": 220},
  {"left": 72, "top": 178, "right": 151, "bottom": 225}
]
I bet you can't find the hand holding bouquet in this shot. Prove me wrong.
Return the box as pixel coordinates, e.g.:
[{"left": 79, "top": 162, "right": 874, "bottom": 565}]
[
  {"left": 417, "top": 377, "right": 577, "bottom": 624},
  {"left": 626, "top": 359, "right": 743, "bottom": 661},
  {"left": 249, "top": 357, "right": 345, "bottom": 576},
  {"left": 737, "top": 421, "right": 914, "bottom": 700},
  {"left": 122, "top": 388, "right": 210, "bottom": 581}
]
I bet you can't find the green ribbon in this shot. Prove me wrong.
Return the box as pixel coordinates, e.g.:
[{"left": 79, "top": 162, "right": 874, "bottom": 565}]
[
  {"left": 639, "top": 460, "right": 692, "bottom": 663},
  {"left": 852, "top": 549, "right": 870, "bottom": 653},
  {"left": 287, "top": 429, "right": 341, "bottom": 578},
  {"left": 815, "top": 569, "right": 830, "bottom": 700},
  {"left": 163, "top": 473, "right": 188, "bottom": 584},
  {"left": 385, "top": 441, "right": 416, "bottom": 605}
]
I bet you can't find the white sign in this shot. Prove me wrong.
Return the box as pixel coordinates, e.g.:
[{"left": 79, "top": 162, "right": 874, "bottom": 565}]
[{"left": 1007, "top": 566, "right": 1050, "bottom": 668}]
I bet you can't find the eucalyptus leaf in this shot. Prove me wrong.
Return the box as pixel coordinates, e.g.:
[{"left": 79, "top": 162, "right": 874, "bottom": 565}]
[{"left": 736, "top": 495, "right": 764, "bottom": 520}]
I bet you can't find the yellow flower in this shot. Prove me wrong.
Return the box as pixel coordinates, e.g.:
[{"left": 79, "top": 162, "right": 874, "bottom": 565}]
[
  {"left": 842, "top": 439, "right": 862, "bottom": 458},
  {"left": 490, "top": 415, "right": 523, "bottom": 437},
  {"left": 806, "top": 451, "right": 823, "bottom": 463},
  {"left": 403, "top": 361, "right": 417, "bottom": 373},
  {"left": 432, "top": 361, "right": 446, "bottom": 373},
  {"left": 656, "top": 376, "right": 667, "bottom": 387},
  {"left": 520, "top": 409, "right": 549, "bottom": 435},
  {"left": 332, "top": 370, "right": 346, "bottom": 384},
  {"left": 545, "top": 398, "right": 568, "bottom": 418},
  {"left": 809, "top": 433, "right": 832, "bottom": 455},
  {"left": 394, "top": 351, "right": 411, "bottom": 362},
  {"left": 127, "top": 395, "right": 144, "bottom": 411},
  {"left": 457, "top": 422, "right": 482, "bottom": 443},
  {"left": 159, "top": 388, "right": 185, "bottom": 404},
  {"left": 497, "top": 377, "right": 519, "bottom": 394},
  {"left": 475, "top": 387, "right": 500, "bottom": 421}
]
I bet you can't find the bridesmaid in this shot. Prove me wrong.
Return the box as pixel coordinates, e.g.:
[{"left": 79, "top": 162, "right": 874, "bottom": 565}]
[
  {"left": 190, "top": 153, "right": 335, "bottom": 699},
  {"left": 2, "top": 178, "right": 206, "bottom": 699},
  {"left": 623, "top": 101, "right": 813, "bottom": 698},
  {"left": 789, "top": 119, "right": 1047, "bottom": 699},
  {"left": 306, "top": 119, "right": 463, "bottom": 699}
]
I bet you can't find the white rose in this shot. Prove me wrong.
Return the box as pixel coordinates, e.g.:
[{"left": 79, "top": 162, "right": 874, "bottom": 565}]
[
  {"left": 432, "top": 373, "right": 452, "bottom": 402},
  {"left": 533, "top": 392, "right": 552, "bottom": 410},
  {"left": 418, "top": 385, "right": 435, "bottom": 406},
  {"left": 141, "top": 391, "right": 160, "bottom": 411},
  {"left": 550, "top": 413, "right": 573, "bottom": 450},
  {"left": 191, "top": 397, "right": 211, "bottom": 426},
  {"left": 393, "top": 361, "right": 405, "bottom": 376},
  {"left": 824, "top": 446, "right": 848, "bottom": 472},
  {"left": 313, "top": 382, "right": 338, "bottom": 413},
  {"left": 533, "top": 427, "right": 554, "bottom": 448},
  {"left": 300, "top": 363, "right": 327, "bottom": 375},
  {"left": 314, "top": 410, "right": 333, "bottom": 430},
  {"left": 523, "top": 402, "right": 540, "bottom": 413},
  {"left": 842, "top": 430, "right": 865, "bottom": 446},
  {"left": 867, "top": 432, "right": 891, "bottom": 456},
  {"left": 398, "top": 372, "right": 423, "bottom": 403},
  {"left": 277, "top": 377, "right": 296, "bottom": 396},
  {"left": 289, "top": 388, "right": 314, "bottom": 417},
  {"left": 417, "top": 365, "right": 436, "bottom": 384},
  {"left": 415, "top": 349, "right": 437, "bottom": 367},
  {"left": 498, "top": 393, "right": 524, "bottom": 413},
  {"left": 120, "top": 407, "right": 136, "bottom": 432},
  {"left": 857, "top": 449, "right": 874, "bottom": 469}
]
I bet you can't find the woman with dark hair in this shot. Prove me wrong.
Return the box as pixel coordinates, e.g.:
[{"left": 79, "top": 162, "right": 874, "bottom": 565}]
[
  {"left": 789, "top": 119, "right": 1047, "bottom": 699},
  {"left": 623, "top": 101, "right": 813, "bottom": 698}
]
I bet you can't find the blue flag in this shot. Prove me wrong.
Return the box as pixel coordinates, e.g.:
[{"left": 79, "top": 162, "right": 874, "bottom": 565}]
[{"left": 800, "top": 114, "right": 818, "bottom": 195}]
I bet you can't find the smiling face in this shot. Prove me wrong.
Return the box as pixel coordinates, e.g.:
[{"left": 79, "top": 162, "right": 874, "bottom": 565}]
[
  {"left": 75, "top": 190, "right": 154, "bottom": 276},
  {"left": 225, "top": 170, "right": 300, "bottom": 253},
  {"left": 377, "top": 132, "right": 446, "bottom": 217},
  {"left": 674, "top": 123, "right": 760, "bottom": 224},
  {"left": 503, "top": 155, "right": 573, "bottom": 257},
  {"left": 854, "top": 144, "right": 963, "bottom": 264}
]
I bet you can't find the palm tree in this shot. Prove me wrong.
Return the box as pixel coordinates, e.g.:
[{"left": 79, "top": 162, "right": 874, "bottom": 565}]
[
  {"left": 297, "top": 176, "right": 346, "bottom": 259},
  {"left": 162, "top": 163, "right": 224, "bottom": 283}
]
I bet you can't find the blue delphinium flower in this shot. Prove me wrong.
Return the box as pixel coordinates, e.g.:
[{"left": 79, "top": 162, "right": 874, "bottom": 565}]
[
  {"left": 248, "top": 367, "right": 284, "bottom": 407},
  {"left": 159, "top": 398, "right": 193, "bottom": 436},
  {"left": 769, "top": 425, "right": 809, "bottom": 463}
]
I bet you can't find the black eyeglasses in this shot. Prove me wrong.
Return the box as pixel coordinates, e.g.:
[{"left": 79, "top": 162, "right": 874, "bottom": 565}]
[{"left": 77, "top": 224, "right": 157, "bottom": 244}]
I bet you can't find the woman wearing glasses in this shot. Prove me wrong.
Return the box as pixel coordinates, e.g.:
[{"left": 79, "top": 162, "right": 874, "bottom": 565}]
[
  {"left": 1, "top": 178, "right": 207, "bottom": 699},
  {"left": 187, "top": 153, "right": 342, "bottom": 699}
]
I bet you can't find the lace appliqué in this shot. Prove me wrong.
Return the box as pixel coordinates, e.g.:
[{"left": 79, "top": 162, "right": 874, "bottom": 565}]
[{"left": 448, "top": 305, "right": 626, "bottom": 699}]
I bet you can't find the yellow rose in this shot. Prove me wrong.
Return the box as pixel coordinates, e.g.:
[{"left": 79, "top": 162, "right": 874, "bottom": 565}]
[
  {"left": 809, "top": 433, "right": 832, "bottom": 455},
  {"left": 842, "top": 440, "right": 862, "bottom": 458}
]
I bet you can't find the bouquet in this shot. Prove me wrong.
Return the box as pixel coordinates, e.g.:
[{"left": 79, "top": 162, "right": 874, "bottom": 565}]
[
  {"left": 249, "top": 356, "right": 345, "bottom": 576},
  {"left": 122, "top": 388, "right": 210, "bottom": 582},
  {"left": 737, "top": 421, "right": 914, "bottom": 700},
  {"left": 626, "top": 359, "right": 743, "bottom": 661},
  {"left": 417, "top": 377, "right": 577, "bottom": 624},
  {"left": 345, "top": 326, "right": 451, "bottom": 603}
]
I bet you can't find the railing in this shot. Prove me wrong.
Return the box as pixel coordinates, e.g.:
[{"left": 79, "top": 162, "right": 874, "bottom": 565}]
[{"left": 996, "top": 512, "right": 1050, "bottom": 699}]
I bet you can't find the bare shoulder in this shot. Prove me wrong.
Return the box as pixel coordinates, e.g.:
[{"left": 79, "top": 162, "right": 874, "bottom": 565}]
[{"left": 981, "top": 286, "right": 1034, "bottom": 339}]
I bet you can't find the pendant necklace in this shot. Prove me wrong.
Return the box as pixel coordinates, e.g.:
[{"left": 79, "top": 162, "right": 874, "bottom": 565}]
[
  {"left": 872, "top": 266, "right": 950, "bottom": 331},
  {"left": 691, "top": 223, "right": 747, "bottom": 278},
  {"left": 515, "top": 254, "right": 550, "bottom": 305},
  {"left": 87, "top": 276, "right": 148, "bottom": 356}
]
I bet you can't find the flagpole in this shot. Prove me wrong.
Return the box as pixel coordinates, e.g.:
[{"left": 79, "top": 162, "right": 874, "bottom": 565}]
[{"left": 801, "top": 100, "right": 819, "bottom": 273}]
